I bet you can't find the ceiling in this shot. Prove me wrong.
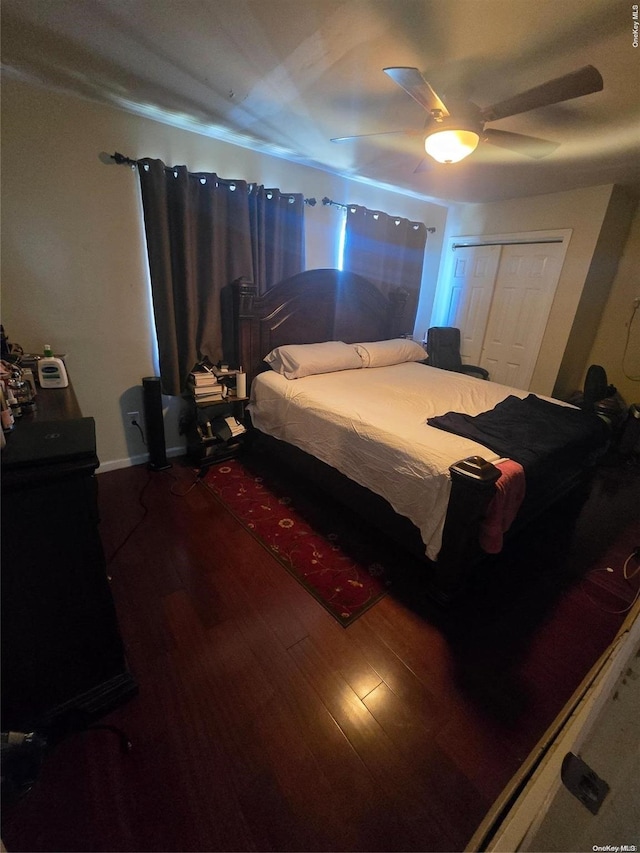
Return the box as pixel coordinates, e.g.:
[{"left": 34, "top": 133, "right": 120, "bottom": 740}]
[{"left": 2, "top": 0, "right": 639, "bottom": 204}]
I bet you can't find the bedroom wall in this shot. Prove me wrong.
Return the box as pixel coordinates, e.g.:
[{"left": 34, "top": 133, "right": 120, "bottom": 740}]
[
  {"left": 555, "top": 186, "right": 637, "bottom": 401},
  {"left": 1, "top": 77, "right": 448, "bottom": 470},
  {"left": 584, "top": 199, "right": 640, "bottom": 407},
  {"left": 439, "top": 185, "right": 615, "bottom": 397}
]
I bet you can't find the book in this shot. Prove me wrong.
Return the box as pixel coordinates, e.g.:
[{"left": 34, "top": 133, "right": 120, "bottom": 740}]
[
  {"left": 224, "top": 416, "right": 246, "bottom": 437},
  {"left": 190, "top": 383, "right": 227, "bottom": 401},
  {"left": 189, "top": 371, "right": 219, "bottom": 386},
  {"left": 194, "top": 394, "right": 227, "bottom": 406},
  {"left": 187, "top": 374, "right": 227, "bottom": 395},
  {"left": 194, "top": 397, "right": 226, "bottom": 406},
  {"left": 191, "top": 383, "right": 226, "bottom": 397}
]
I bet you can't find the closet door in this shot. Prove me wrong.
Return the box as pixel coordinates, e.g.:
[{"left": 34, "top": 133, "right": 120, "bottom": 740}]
[
  {"left": 479, "top": 242, "right": 566, "bottom": 388},
  {"left": 443, "top": 244, "right": 501, "bottom": 364}
]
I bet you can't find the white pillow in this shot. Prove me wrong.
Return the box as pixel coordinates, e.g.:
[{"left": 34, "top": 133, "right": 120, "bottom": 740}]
[
  {"left": 354, "top": 338, "right": 426, "bottom": 368},
  {"left": 263, "top": 341, "right": 362, "bottom": 379}
]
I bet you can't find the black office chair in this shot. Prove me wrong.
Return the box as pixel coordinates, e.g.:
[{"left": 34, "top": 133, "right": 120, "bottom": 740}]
[
  {"left": 425, "top": 327, "right": 489, "bottom": 380},
  {"left": 582, "top": 364, "right": 609, "bottom": 411},
  {"left": 581, "top": 363, "right": 627, "bottom": 438}
]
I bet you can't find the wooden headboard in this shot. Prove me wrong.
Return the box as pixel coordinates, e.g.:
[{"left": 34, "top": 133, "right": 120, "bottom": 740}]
[{"left": 231, "top": 269, "right": 409, "bottom": 386}]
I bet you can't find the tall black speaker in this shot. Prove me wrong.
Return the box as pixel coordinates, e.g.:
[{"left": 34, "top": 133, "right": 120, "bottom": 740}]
[{"left": 142, "top": 376, "right": 171, "bottom": 471}]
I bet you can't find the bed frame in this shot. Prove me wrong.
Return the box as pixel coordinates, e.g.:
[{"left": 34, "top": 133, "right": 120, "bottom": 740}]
[
  {"left": 230, "top": 269, "right": 590, "bottom": 604},
  {"left": 231, "top": 268, "right": 411, "bottom": 383}
]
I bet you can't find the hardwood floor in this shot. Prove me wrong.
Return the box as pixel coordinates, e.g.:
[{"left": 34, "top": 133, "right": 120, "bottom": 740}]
[{"left": 3, "top": 450, "right": 639, "bottom": 853}]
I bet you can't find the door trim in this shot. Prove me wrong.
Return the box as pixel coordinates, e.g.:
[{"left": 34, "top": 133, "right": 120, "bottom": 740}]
[
  {"left": 448, "top": 228, "right": 572, "bottom": 252},
  {"left": 432, "top": 229, "right": 572, "bottom": 326},
  {"left": 452, "top": 238, "right": 565, "bottom": 249}
]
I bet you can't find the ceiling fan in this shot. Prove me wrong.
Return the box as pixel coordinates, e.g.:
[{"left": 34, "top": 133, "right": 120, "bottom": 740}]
[{"left": 331, "top": 65, "right": 603, "bottom": 165}]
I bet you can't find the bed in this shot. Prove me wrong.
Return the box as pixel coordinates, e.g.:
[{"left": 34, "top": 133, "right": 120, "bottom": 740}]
[{"left": 231, "top": 269, "right": 609, "bottom": 604}]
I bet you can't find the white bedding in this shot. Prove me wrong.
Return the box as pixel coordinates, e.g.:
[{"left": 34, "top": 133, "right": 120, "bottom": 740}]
[{"left": 249, "top": 362, "right": 543, "bottom": 561}]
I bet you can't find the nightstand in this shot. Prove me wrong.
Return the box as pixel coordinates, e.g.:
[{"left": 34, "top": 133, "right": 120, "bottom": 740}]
[{"left": 182, "top": 391, "right": 249, "bottom": 468}]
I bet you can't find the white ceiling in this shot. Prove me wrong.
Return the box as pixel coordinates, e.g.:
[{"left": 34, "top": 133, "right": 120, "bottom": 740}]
[{"left": 2, "top": 0, "right": 639, "bottom": 204}]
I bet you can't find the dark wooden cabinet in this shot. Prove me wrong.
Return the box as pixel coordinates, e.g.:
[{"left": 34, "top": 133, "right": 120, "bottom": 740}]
[{"left": 1, "top": 384, "right": 137, "bottom": 732}]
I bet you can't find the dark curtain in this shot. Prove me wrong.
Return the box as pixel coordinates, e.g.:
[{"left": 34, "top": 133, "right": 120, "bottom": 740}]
[
  {"left": 136, "top": 159, "right": 305, "bottom": 395},
  {"left": 249, "top": 186, "right": 306, "bottom": 295},
  {"left": 342, "top": 205, "right": 428, "bottom": 332}
]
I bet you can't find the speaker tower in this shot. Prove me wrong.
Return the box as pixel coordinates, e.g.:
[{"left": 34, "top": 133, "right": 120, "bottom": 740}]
[{"left": 142, "top": 376, "right": 171, "bottom": 471}]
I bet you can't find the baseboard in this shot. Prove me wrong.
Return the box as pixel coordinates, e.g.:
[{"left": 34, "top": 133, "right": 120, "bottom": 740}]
[{"left": 97, "top": 444, "right": 186, "bottom": 474}]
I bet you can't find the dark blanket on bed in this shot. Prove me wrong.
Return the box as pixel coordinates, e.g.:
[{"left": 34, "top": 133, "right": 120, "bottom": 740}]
[{"left": 428, "top": 394, "right": 609, "bottom": 480}]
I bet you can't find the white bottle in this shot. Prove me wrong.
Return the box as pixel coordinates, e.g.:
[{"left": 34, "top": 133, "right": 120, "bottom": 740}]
[{"left": 37, "top": 344, "right": 69, "bottom": 388}]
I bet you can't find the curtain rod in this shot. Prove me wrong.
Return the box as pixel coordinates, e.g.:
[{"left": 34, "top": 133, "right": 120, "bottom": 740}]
[
  {"left": 322, "top": 197, "right": 436, "bottom": 233},
  {"left": 108, "top": 152, "right": 317, "bottom": 205},
  {"left": 452, "top": 238, "right": 564, "bottom": 249}
]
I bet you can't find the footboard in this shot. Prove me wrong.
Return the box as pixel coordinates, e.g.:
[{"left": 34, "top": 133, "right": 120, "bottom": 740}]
[
  {"left": 430, "top": 458, "right": 501, "bottom": 603},
  {"left": 246, "top": 428, "right": 504, "bottom": 604}
]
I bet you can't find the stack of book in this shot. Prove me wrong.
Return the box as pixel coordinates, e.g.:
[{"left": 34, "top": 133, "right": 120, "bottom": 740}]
[{"left": 187, "top": 369, "right": 228, "bottom": 404}]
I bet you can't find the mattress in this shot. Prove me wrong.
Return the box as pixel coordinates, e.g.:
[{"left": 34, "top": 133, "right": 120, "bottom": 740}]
[{"left": 249, "top": 362, "right": 551, "bottom": 560}]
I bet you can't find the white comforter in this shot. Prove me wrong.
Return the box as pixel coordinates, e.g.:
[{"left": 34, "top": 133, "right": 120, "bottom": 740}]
[{"left": 249, "top": 363, "right": 541, "bottom": 560}]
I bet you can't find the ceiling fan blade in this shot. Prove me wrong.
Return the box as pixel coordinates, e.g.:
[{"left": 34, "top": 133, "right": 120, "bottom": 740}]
[
  {"left": 383, "top": 67, "right": 450, "bottom": 117},
  {"left": 330, "top": 129, "right": 421, "bottom": 143},
  {"left": 484, "top": 128, "right": 560, "bottom": 159},
  {"left": 413, "top": 157, "right": 432, "bottom": 174},
  {"left": 481, "top": 65, "right": 603, "bottom": 122}
]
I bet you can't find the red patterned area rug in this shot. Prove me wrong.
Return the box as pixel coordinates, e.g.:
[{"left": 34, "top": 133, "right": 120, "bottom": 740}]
[{"left": 202, "top": 454, "right": 394, "bottom": 626}]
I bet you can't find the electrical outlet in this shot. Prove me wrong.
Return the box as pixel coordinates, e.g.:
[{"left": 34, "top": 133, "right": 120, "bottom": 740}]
[
  {"left": 633, "top": 296, "right": 640, "bottom": 309},
  {"left": 127, "top": 411, "right": 140, "bottom": 427}
]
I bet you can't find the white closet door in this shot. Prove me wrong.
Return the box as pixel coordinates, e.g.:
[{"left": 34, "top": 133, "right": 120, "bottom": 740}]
[
  {"left": 443, "top": 244, "right": 501, "bottom": 364},
  {"left": 479, "top": 242, "right": 566, "bottom": 389}
]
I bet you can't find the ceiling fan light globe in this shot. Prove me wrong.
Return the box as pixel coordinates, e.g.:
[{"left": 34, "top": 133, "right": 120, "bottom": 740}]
[{"left": 424, "top": 129, "right": 480, "bottom": 164}]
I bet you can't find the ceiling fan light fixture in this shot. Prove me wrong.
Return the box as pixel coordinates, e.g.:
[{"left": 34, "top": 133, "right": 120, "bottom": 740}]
[{"left": 424, "top": 127, "right": 480, "bottom": 164}]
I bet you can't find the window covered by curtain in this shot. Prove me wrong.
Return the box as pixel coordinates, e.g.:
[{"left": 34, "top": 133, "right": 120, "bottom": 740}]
[
  {"left": 342, "top": 205, "right": 428, "bottom": 332},
  {"left": 249, "top": 186, "right": 306, "bottom": 296},
  {"left": 136, "top": 158, "right": 305, "bottom": 395}
]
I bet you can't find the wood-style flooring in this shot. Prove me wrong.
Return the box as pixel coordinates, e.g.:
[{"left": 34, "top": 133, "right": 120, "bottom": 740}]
[{"left": 3, "top": 450, "right": 639, "bottom": 853}]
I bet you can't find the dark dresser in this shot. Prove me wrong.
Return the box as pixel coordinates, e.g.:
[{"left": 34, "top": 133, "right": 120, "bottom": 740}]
[{"left": 1, "top": 382, "right": 137, "bottom": 733}]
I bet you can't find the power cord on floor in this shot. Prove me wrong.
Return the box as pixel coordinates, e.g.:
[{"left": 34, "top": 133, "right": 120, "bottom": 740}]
[
  {"left": 106, "top": 469, "right": 152, "bottom": 567},
  {"left": 624, "top": 545, "right": 640, "bottom": 579},
  {"left": 164, "top": 466, "right": 203, "bottom": 496},
  {"left": 580, "top": 546, "right": 640, "bottom": 614},
  {"left": 128, "top": 418, "right": 202, "bottom": 494},
  {"left": 106, "top": 464, "right": 204, "bottom": 569}
]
